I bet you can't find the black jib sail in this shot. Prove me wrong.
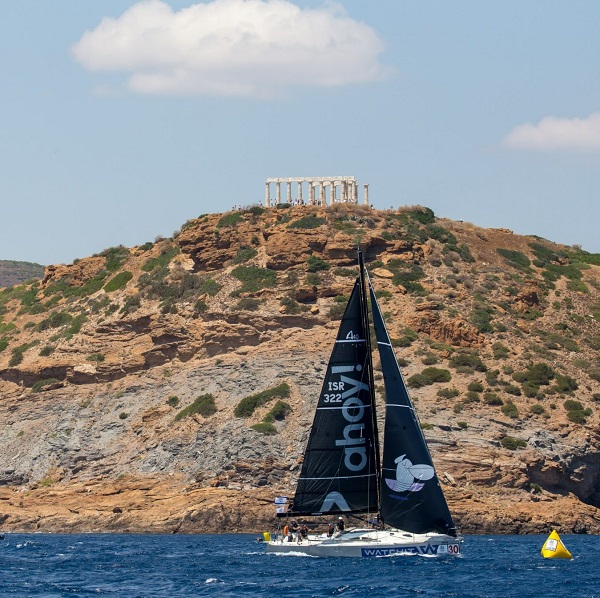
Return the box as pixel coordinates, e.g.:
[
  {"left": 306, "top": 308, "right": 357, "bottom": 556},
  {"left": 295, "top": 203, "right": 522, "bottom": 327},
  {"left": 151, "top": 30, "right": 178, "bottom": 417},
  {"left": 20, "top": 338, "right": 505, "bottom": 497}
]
[
  {"left": 289, "top": 276, "right": 379, "bottom": 516},
  {"left": 369, "top": 282, "right": 457, "bottom": 537}
]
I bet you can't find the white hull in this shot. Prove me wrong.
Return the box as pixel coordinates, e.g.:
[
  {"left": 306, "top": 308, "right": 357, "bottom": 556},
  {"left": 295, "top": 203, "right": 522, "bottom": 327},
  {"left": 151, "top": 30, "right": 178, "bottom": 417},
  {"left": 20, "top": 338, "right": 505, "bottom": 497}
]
[{"left": 266, "top": 528, "right": 462, "bottom": 558}]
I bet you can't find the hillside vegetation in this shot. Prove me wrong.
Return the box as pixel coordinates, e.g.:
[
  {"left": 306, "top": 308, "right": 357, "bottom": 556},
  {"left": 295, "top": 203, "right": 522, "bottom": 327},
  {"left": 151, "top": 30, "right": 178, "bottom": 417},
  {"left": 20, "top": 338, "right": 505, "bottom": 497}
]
[
  {"left": 0, "top": 260, "right": 44, "bottom": 288},
  {"left": 1, "top": 203, "right": 600, "bottom": 535}
]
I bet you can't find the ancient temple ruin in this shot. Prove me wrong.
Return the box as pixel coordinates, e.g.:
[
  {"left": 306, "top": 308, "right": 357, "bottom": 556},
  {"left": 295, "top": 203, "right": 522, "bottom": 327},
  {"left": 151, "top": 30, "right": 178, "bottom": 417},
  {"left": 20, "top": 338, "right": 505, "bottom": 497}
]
[{"left": 265, "top": 177, "right": 369, "bottom": 207}]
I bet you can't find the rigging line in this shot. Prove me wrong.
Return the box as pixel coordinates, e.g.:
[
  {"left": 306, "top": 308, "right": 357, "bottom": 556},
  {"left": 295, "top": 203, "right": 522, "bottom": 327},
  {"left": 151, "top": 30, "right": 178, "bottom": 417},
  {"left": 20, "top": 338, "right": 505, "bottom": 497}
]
[
  {"left": 358, "top": 249, "right": 381, "bottom": 510},
  {"left": 298, "top": 474, "right": 377, "bottom": 481}
]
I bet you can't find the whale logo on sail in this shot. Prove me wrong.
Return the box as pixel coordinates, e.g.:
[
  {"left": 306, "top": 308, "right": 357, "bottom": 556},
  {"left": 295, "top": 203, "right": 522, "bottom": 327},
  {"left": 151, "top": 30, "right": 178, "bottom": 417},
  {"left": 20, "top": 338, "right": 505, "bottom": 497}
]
[{"left": 385, "top": 454, "right": 434, "bottom": 493}]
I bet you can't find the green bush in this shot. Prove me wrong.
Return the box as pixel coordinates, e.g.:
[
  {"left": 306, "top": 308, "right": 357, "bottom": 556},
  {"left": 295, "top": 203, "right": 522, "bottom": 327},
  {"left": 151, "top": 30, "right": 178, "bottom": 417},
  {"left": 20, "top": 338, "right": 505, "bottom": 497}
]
[
  {"left": 36, "top": 310, "right": 73, "bottom": 332},
  {"left": 87, "top": 353, "right": 105, "bottom": 362},
  {"left": 66, "top": 313, "right": 86, "bottom": 335},
  {"left": 554, "top": 373, "right": 578, "bottom": 392},
  {"left": 500, "top": 436, "right": 527, "bottom": 450},
  {"left": 391, "top": 264, "right": 426, "bottom": 294},
  {"left": 236, "top": 297, "right": 260, "bottom": 311},
  {"left": 492, "top": 343, "right": 510, "bottom": 359},
  {"left": 391, "top": 328, "right": 418, "bottom": 347},
  {"left": 530, "top": 404, "right": 546, "bottom": 415},
  {"left": 217, "top": 212, "right": 244, "bottom": 228},
  {"left": 501, "top": 400, "right": 519, "bottom": 418},
  {"left": 514, "top": 362, "right": 554, "bottom": 386},
  {"left": 231, "top": 266, "right": 277, "bottom": 294},
  {"left": 9, "top": 346, "right": 26, "bottom": 366},
  {"left": 234, "top": 383, "right": 290, "bottom": 417},
  {"left": 39, "top": 345, "right": 54, "bottom": 357},
  {"left": 328, "top": 302, "right": 346, "bottom": 320},
  {"left": 251, "top": 422, "right": 278, "bottom": 435},
  {"left": 194, "top": 299, "right": 208, "bottom": 313},
  {"left": 471, "top": 307, "right": 494, "bottom": 333},
  {"left": 420, "top": 422, "right": 434, "bottom": 430},
  {"left": 483, "top": 392, "right": 503, "bottom": 406},
  {"left": 437, "top": 387, "right": 460, "bottom": 398},
  {"left": 457, "top": 421, "right": 468, "bottom": 429},
  {"left": 167, "top": 395, "right": 180, "bottom": 407},
  {"left": 232, "top": 247, "right": 258, "bottom": 264},
  {"left": 496, "top": 248, "right": 531, "bottom": 269},
  {"left": 306, "top": 255, "right": 330, "bottom": 272},
  {"left": 104, "top": 271, "right": 133, "bottom": 293},
  {"left": 448, "top": 352, "right": 487, "bottom": 373},
  {"left": 119, "top": 412, "right": 129, "bottom": 420},
  {"left": 0, "top": 338, "right": 9, "bottom": 353},
  {"left": 288, "top": 216, "right": 326, "bottom": 229},
  {"left": 463, "top": 391, "right": 480, "bottom": 404},
  {"left": 567, "top": 409, "right": 590, "bottom": 424},
  {"left": 31, "top": 378, "right": 61, "bottom": 392},
  {"left": 175, "top": 393, "right": 217, "bottom": 420},
  {"left": 403, "top": 206, "right": 435, "bottom": 224},
  {"left": 263, "top": 400, "right": 292, "bottom": 422},
  {"left": 530, "top": 482, "right": 542, "bottom": 494},
  {"left": 505, "top": 384, "right": 522, "bottom": 396},
  {"left": 101, "top": 245, "right": 130, "bottom": 272},
  {"left": 408, "top": 367, "right": 451, "bottom": 387},
  {"left": 467, "top": 381, "right": 484, "bottom": 393},
  {"left": 141, "top": 246, "right": 180, "bottom": 272}
]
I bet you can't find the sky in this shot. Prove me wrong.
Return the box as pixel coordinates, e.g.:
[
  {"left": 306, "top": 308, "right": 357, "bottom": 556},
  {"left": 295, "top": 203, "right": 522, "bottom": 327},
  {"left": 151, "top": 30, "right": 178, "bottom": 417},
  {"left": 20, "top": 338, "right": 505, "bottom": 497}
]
[{"left": 2, "top": 0, "right": 600, "bottom": 265}]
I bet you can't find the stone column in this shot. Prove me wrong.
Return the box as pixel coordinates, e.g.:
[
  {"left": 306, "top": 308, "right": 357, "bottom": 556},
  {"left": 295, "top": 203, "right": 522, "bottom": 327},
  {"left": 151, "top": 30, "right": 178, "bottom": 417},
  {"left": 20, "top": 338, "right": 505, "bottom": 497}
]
[
  {"left": 276, "top": 181, "right": 281, "bottom": 205},
  {"left": 341, "top": 181, "right": 347, "bottom": 202},
  {"left": 319, "top": 184, "right": 325, "bottom": 205},
  {"left": 352, "top": 181, "right": 358, "bottom": 202},
  {"left": 363, "top": 184, "right": 369, "bottom": 205},
  {"left": 309, "top": 182, "right": 315, "bottom": 205},
  {"left": 297, "top": 181, "right": 303, "bottom": 205},
  {"left": 286, "top": 180, "right": 292, "bottom": 204},
  {"left": 330, "top": 181, "right": 336, "bottom": 205},
  {"left": 265, "top": 182, "right": 270, "bottom": 207}
]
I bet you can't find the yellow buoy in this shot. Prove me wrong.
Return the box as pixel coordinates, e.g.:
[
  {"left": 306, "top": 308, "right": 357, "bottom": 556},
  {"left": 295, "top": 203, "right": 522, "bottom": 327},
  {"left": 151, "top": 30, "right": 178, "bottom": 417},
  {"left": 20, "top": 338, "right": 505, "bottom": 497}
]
[
  {"left": 541, "top": 529, "right": 572, "bottom": 559},
  {"left": 263, "top": 532, "right": 271, "bottom": 543}
]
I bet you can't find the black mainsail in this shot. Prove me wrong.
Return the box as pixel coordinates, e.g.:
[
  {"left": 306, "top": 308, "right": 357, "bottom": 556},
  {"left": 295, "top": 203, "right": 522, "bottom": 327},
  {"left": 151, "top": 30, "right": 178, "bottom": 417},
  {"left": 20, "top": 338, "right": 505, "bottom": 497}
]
[
  {"left": 369, "top": 280, "right": 457, "bottom": 537},
  {"left": 289, "top": 273, "right": 380, "bottom": 516}
]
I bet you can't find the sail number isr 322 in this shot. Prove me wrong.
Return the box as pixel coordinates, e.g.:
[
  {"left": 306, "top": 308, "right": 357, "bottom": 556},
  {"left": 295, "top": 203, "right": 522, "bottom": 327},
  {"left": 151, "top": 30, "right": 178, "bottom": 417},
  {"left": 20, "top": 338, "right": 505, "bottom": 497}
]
[
  {"left": 323, "top": 381, "right": 346, "bottom": 402},
  {"left": 323, "top": 394, "right": 343, "bottom": 403}
]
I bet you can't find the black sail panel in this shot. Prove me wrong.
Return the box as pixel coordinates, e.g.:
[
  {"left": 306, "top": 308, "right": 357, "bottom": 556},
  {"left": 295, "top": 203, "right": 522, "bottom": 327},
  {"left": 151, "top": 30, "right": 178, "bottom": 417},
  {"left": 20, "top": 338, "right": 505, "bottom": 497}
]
[
  {"left": 370, "top": 284, "right": 456, "bottom": 536},
  {"left": 291, "top": 278, "right": 379, "bottom": 516}
]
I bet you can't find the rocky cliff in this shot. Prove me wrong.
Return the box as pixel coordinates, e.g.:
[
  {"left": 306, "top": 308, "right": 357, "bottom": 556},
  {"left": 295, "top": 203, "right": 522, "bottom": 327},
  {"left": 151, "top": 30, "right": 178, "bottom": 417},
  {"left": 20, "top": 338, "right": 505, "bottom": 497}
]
[{"left": 1, "top": 203, "right": 600, "bottom": 535}]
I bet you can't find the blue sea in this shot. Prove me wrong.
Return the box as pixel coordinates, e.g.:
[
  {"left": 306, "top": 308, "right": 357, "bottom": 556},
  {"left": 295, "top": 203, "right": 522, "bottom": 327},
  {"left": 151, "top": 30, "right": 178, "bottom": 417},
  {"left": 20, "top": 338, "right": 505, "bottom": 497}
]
[{"left": 0, "top": 533, "right": 598, "bottom": 597}]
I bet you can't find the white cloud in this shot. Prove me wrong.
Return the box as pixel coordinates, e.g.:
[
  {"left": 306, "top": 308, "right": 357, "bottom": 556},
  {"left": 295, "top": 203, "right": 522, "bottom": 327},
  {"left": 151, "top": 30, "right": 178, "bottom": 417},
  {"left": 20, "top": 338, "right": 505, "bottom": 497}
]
[
  {"left": 503, "top": 112, "right": 600, "bottom": 151},
  {"left": 71, "top": 0, "right": 385, "bottom": 98}
]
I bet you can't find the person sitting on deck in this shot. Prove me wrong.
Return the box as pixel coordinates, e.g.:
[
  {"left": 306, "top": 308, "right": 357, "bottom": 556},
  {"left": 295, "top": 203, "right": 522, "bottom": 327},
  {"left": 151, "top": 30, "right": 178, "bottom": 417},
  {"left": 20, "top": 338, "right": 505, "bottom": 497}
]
[
  {"left": 336, "top": 517, "right": 345, "bottom": 532},
  {"left": 300, "top": 524, "right": 309, "bottom": 540},
  {"left": 327, "top": 523, "right": 335, "bottom": 537},
  {"left": 290, "top": 520, "right": 300, "bottom": 542}
]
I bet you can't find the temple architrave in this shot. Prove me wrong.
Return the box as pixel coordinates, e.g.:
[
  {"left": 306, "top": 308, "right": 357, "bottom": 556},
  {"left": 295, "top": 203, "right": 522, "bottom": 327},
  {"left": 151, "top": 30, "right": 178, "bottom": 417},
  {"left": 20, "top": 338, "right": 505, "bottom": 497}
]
[{"left": 265, "top": 177, "right": 369, "bottom": 207}]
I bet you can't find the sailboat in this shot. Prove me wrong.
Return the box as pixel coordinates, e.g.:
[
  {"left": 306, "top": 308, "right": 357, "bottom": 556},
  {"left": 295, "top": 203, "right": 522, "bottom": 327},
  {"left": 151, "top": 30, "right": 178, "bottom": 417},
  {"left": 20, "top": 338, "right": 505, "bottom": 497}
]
[{"left": 266, "top": 251, "right": 461, "bottom": 557}]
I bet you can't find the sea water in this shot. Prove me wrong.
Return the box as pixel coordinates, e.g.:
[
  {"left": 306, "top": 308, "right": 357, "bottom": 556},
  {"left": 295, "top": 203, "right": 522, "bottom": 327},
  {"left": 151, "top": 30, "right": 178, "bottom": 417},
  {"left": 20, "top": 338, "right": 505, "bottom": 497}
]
[{"left": 0, "top": 533, "right": 598, "bottom": 597}]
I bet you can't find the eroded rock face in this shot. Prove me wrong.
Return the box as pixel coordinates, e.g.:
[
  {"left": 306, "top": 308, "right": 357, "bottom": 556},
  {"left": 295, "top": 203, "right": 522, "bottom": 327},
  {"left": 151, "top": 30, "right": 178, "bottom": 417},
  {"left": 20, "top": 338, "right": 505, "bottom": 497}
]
[
  {"left": 42, "top": 256, "right": 106, "bottom": 288},
  {"left": 408, "top": 312, "right": 485, "bottom": 348}
]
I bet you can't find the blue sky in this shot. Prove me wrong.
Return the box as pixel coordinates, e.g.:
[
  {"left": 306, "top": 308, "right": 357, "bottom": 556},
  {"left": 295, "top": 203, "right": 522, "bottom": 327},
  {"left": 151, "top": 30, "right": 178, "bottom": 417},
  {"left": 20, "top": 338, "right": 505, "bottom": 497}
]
[{"left": 2, "top": 0, "right": 599, "bottom": 265}]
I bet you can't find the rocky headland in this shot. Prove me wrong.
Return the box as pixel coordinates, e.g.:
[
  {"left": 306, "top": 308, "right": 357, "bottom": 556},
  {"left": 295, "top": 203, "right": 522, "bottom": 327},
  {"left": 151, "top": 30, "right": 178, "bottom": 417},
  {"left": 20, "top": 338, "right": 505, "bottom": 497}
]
[{"left": 1, "top": 204, "right": 600, "bottom": 535}]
